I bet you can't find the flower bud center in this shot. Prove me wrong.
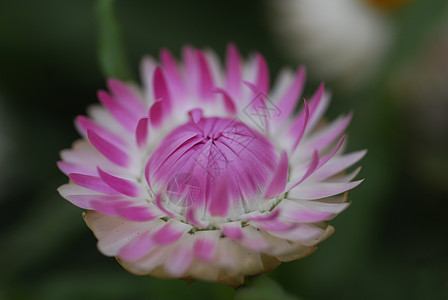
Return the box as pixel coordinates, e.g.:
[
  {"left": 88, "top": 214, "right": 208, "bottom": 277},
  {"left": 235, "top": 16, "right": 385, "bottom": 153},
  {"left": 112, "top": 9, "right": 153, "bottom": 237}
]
[{"left": 146, "top": 117, "right": 277, "bottom": 218}]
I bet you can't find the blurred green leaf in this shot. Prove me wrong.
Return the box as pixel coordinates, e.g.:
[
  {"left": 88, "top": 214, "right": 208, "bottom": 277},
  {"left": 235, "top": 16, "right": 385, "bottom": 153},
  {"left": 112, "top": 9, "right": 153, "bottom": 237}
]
[
  {"left": 0, "top": 181, "right": 85, "bottom": 284},
  {"left": 96, "top": 0, "right": 132, "bottom": 80},
  {"left": 234, "top": 276, "right": 302, "bottom": 300}
]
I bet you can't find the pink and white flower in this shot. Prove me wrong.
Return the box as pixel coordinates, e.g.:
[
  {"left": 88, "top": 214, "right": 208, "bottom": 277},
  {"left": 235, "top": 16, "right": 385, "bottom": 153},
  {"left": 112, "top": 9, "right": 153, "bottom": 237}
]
[{"left": 58, "top": 44, "right": 365, "bottom": 286}]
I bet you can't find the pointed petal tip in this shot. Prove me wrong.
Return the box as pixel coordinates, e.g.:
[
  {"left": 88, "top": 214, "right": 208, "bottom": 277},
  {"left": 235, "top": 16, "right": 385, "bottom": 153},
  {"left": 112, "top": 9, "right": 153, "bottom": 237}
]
[
  {"left": 188, "top": 108, "right": 203, "bottom": 124},
  {"left": 211, "top": 87, "right": 237, "bottom": 115},
  {"left": 264, "top": 151, "right": 289, "bottom": 199},
  {"left": 97, "top": 167, "right": 139, "bottom": 198},
  {"left": 56, "top": 160, "right": 64, "bottom": 172},
  {"left": 135, "top": 117, "right": 149, "bottom": 148},
  {"left": 149, "top": 100, "right": 164, "bottom": 127},
  {"left": 97, "top": 89, "right": 108, "bottom": 100},
  {"left": 159, "top": 47, "right": 171, "bottom": 57},
  {"left": 106, "top": 77, "right": 121, "bottom": 88},
  {"left": 87, "top": 129, "right": 129, "bottom": 167},
  {"left": 227, "top": 42, "right": 237, "bottom": 50},
  {"left": 242, "top": 80, "right": 259, "bottom": 94}
]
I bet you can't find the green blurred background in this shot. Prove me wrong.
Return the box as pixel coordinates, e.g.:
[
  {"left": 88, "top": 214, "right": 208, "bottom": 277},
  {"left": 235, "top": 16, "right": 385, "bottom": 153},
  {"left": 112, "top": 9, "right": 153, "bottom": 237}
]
[{"left": 0, "top": 0, "right": 447, "bottom": 299}]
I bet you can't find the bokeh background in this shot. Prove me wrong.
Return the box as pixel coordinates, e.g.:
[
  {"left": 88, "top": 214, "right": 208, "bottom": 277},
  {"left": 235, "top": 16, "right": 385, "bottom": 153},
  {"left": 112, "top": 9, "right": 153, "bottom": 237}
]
[{"left": 0, "top": 0, "right": 447, "bottom": 299}]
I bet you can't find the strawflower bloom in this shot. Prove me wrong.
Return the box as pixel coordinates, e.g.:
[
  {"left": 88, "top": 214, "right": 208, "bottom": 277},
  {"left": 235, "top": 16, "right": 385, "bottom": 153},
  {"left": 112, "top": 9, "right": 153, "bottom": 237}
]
[{"left": 58, "top": 45, "right": 365, "bottom": 286}]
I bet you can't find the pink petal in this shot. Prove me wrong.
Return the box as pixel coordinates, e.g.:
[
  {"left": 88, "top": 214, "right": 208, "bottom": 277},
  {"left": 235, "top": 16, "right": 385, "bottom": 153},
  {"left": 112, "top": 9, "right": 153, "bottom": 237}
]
[
  {"left": 116, "top": 205, "right": 162, "bottom": 222},
  {"left": 97, "top": 90, "right": 137, "bottom": 132},
  {"left": 76, "top": 116, "right": 125, "bottom": 147},
  {"left": 57, "top": 161, "right": 95, "bottom": 176},
  {"left": 160, "top": 48, "right": 184, "bottom": 97},
  {"left": 221, "top": 222, "right": 243, "bottom": 240},
  {"left": 306, "top": 113, "right": 353, "bottom": 152},
  {"left": 97, "top": 222, "right": 148, "bottom": 256},
  {"left": 315, "top": 136, "right": 346, "bottom": 170},
  {"left": 313, "top": 150, "right": 367, "bottom": 181},
  {"left": 267, "top": 223, "right": 324, "bottom": 242},
  {"left": 243, "top": 81, "right": 269, "bottom": 132},
  {"left": 87, "top": 130, "right": 129, "bottom": 167},
  {"left": 243, "top": 80, "right": 260, "bottom": 95},
  {"left": 255, "top": 220, "right": 295, "bottom": 232},
  {"left": 149, "top": 99, "right": 164, "bottom": 128},
  {"left": 245, "top": 210, "right": 280, "bottom": 222},
  {"left": 107, "top": 78, "right": 147, "bottom": 116},
  {"left": 330, "top": 166, "right": 362, "bottom": 183},
  {"left": 289, "top": 180, "right": 364, "bottom": 200},
  {"left": 245, "top": 211, "right": 293, "bottom": 232},
  {"left": 225, "top": 43, "right": 242, "bottom": 98},
  {"left": 307, "top": 83, "right": 324, "bottom": 119},
  {"left": 288, "top": 150, "right": 320, "bottom": 191},
  {"left": 239, "top": 226, "right": 270, "bottom": 251},
  {"left": 305, "top": 83, "right": 330, "bottom": 133},
  {"left": 125, "top": 245, "right": 168, "bottom": 272},
  {"left": 119, "top": 230, "right": 158, "bottom": 261},
  {"left": 254, "top": 53, "right": 269, "bottom": 94},
  {"left": 135, "top": 117, "right": 149, "bottom": 148},
  {"left": 154, "top": 194, "right": 176, "bottom": 218},
  {"left": 140, "top": 56, "right": 157, "bottom": 105},
  {"left": 258, "top": 231, "right": 313, "bottom": 258},
  {"left": 58, "top": 183, "right": 101, "bottom": 198},
  {"left": 188, "top": 108, "right": 203, "bottom": 124},
  {"left": 68, "top": 173, "right": 120, "bottom": 195},
  {"left": 164, "top": 244, "right": 193, "bottom": 276},
  {"left": 193, "top": 231, "right": 220, "bottom": 261},
  {"left": 185, "top": 207, "right": 208, "bottom": 229},
  {"left": 182, "top": 46, "right": 200, "bottom": 94},
  {"left": 264, "top": 151, "right": 288, "bottom": 199},
  {"left": 61, "top": 140, "right": 108, "bottom": 167},
  {"left": 278, "top": 199, "right": 349, "bottom": 223},
  {"left": 153, "top": 67, "right": 172, "bottom": 112},
  {"left": 211, "top": 87, "right": 237, "bottom": 115},
  {"left": 291, "top": 99, "right": 310, "bottom": 151},
  {"left": 90, "top": 199, "right": 131, "bottom": 215},
  {"left": 275, "top": 66, "right": 306, "bottom": 125},
  {"left": 97, "top": 168, "right": 139, "bottom": 197},
  {"left": 64, "top": 194, "right": 129, "bottom": 210},
  {"left": 152, "top": 221, "right": 190, "bottom": 245},
  {"left": 197, "top": 50, "right": 214, "bottom": 101}
]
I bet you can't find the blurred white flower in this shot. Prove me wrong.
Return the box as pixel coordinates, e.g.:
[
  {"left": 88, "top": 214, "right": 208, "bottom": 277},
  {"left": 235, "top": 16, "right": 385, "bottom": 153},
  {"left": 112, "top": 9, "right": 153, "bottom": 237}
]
[{"left": 268, "top": 0, "right": 394, "bottom": 89}]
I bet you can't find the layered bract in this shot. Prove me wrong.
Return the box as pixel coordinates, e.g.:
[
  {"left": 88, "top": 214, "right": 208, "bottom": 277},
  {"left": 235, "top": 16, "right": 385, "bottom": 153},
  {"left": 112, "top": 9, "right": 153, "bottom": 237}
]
[{"left": 58, "top": 45, "right": 365, "bottom": 286}]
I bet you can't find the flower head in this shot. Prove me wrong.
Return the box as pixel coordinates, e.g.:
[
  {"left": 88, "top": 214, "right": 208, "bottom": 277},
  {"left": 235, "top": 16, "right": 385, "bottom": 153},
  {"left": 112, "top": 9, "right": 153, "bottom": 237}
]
[{"left": 58, "top": 44, "right": 365, "bottom": 286}]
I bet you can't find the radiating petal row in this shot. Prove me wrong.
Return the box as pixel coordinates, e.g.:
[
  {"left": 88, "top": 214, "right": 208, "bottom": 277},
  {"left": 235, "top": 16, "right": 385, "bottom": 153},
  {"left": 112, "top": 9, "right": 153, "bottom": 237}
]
[{"left": 58, "top": 44, "right": 364, "bottom": 286}]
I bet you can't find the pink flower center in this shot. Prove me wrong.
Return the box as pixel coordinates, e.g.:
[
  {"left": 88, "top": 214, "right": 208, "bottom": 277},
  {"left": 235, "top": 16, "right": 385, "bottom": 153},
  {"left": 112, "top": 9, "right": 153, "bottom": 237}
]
[{"left": 146, "top": 117, "right": 277, "bottom": 219}]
